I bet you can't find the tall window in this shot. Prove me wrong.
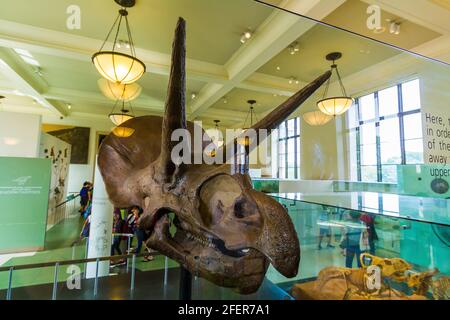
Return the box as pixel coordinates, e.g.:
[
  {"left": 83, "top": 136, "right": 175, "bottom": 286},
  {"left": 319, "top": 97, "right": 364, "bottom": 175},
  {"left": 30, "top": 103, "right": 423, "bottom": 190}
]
[
  {"left": 278, "top": 117, "right": 300, "bottom": 179},
  {"left": 348, "top": 79, "right": 423, "bottom": 183}
]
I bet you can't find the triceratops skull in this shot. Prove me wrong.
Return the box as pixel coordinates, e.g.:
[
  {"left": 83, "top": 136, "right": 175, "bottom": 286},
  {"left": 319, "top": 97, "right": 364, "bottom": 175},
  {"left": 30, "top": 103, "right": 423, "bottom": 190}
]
[{"left": 98, "top": 18, "right": 331, "bottom": 294}]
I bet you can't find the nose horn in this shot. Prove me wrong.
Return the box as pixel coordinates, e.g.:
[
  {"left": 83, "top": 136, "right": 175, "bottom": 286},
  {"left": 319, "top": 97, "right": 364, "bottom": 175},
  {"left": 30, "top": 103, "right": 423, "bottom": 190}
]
[{"left": 252, "top": 191, "right": 300, "bottom": 277}]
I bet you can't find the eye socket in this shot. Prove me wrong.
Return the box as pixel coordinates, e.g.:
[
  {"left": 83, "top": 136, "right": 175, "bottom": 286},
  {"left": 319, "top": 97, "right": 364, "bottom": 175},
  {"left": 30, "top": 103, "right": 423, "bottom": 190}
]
[{"left": 234, "top": 198, "right": 254, "bottom": 218}]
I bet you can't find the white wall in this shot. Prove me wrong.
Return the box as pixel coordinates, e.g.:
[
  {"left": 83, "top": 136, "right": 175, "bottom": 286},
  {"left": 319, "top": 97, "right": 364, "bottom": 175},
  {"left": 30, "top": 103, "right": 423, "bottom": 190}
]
[
  {"left": 0, "top": 111, "right": 41, "bottom": 157},
  {"left": 67, "top": 164, "right": 93, "bottom": 194},
  {"left": 39, "top": 133, "right": 72, "bottom": 227}
]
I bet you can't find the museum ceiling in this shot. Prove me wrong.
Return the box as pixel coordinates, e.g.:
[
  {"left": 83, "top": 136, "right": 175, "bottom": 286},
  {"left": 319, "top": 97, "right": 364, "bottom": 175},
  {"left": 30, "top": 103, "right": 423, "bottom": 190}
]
[{"left": 0, "top": 0, "right": 448, "bottom": 129}]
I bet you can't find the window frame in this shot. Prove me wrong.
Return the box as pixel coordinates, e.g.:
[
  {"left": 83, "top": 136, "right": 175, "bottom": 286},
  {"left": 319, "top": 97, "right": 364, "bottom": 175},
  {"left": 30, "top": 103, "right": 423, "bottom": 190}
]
[
  {"left": 350, "top": 79, "right": 423, "bottom": 183},
  {"left": 277, "top": 117, "right": 300, "bottom": 179}
]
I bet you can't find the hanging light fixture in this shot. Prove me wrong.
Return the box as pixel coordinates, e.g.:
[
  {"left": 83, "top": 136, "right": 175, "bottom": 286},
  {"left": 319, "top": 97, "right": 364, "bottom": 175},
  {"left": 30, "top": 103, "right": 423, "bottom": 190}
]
[
  {"left": 212, "top": 120, "right": 224, "bottom": 148},
  {"left": 97, "top": 78, "right": 142, "bottom": 102},
  {"left": 317, "top": 52, "right": 354, "bottom": 116},
  {"left": 109, "top": 100, "right": 135, "bottom": 125},
  {"left": 206, "top": 120, "right": 224, "bottom": 157},
  {"left": 237, "top": 100, "right": 257, "bottom": 146},
  {"left": 92, "top": 0, "right": 145, "bottom": 85},
  {"left": 112, "top": 126, "right": 135, "bottom": 138},
  {"left": 303, "top": 110, "right": 332, "bottom": 126}
]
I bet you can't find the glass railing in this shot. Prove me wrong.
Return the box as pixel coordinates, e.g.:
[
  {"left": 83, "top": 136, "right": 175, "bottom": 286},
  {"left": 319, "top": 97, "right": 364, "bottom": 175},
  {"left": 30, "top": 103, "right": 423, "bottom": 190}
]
[{"left": 267, "top": 193, "right": 450, "bottom": 300}]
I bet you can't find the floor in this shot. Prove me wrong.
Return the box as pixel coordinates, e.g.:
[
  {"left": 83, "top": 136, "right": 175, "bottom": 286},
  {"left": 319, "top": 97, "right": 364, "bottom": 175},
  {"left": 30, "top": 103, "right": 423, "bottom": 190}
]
[{"left": 0, "top": 210, "right": 178, "bottom": 290}]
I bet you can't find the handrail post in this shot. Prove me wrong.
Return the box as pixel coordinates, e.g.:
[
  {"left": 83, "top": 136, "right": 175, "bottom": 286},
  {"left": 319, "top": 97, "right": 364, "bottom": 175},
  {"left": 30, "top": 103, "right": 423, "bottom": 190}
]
[
  {"left": 164, "top": 256, "right": 169, "bottom": 286},
  {"left": 93, "top": 258, "right": 100, "bottom": 297},
  {"left": 84, "top": 238, "right": 89, "bottom": 278},
  {"left": 130, "top": 254, "right": 136, "bottom": 291},
  {"left": 52, "top": 262, "right": 59, "bottom": 300},
  {"left": 6, "top": 267, "right": 13, "bottom": 300},
  {"left": 126, "top": 236, "right": 131, "bottom": 273}
]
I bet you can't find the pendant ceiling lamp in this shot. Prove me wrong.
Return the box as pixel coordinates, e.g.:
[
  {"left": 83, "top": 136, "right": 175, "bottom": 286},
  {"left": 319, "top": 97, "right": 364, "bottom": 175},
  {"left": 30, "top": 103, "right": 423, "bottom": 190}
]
[
  {"left": 213, "top": 120, "right": 224, "bottom": 148},
  {"left": 109, "top": 100, "right": 135, "bottom": 126},
  {"left": 92, "top": 0, "right": 145, "bottom": 85},
  {"left": 317, "top": 52, "right": 354, "bottom": 116},
  {"left": 237, "top": 100, "right": 257, "bottom": 146},
  {"left": 206, "top": 120, "right": 224, "bottom": 157},
  {"left": 303, "top": 110, "right": 333, "bottom": 126},
  {"left": 112, "top": 126, "right": 135, "bottom": 138},
  {"left": 97, "top": 78, "right": 142, "bottom": 102}
]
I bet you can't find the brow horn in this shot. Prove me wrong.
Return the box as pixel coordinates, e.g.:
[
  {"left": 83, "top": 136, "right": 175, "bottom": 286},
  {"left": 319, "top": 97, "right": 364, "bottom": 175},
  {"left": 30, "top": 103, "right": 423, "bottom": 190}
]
[
  {"left": 251, "top": 70, "right": 332, "bottom": 132},
  {"left": 218, "top": 70, "right": 332, "bottom": 162},
  {"left": 157, "top": 17, "right": 186, "bottom": 182}
]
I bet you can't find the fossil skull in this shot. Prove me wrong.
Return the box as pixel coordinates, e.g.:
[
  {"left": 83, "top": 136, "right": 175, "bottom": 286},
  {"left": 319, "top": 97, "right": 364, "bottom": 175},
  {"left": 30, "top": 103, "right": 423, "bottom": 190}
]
[{"left": 98, "top": 18, "right": 331, "bottom": 294}]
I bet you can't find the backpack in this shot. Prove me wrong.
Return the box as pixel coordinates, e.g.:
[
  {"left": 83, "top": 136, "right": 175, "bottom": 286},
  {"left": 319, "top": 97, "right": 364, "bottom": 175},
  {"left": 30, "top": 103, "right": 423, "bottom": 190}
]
[
  {"left": 122, "top": 214, "right": 135, "bottom": 240},
  {"left": 83, "top": 203, "right": 92, "bottom": 219}
]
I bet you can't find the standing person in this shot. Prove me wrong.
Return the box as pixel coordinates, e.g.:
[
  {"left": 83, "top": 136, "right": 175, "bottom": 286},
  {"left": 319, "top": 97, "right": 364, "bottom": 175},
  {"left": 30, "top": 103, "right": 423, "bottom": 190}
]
[
  {"left": 318, "top": 205, "right": 335, "bottom": 250},
  {"left": 340, "top": 211, "right": 364, "bottom": 268},
  {"left": 87, "top": 182, "right": 93, "bottom": 205},
  {"left": 360, "top": 212, "right": 378, "bottom": 255},
  {"left": 79, "top": 182, "right": 90, "bottom": 215},
  {"left": 130, "top": 206, "right": 153, "bottom": 262},
  {"left": 111, "top": 208, "right": 124, "bottom": 256},
  {"left": 79, "top": 212, "right": 91, "bottom": 240}
]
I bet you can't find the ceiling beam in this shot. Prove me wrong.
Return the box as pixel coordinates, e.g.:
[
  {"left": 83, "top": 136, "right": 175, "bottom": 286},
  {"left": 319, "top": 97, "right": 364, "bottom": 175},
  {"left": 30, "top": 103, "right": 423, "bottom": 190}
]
[
  {"left": 188, "top": 0, "right": 346, "bottom": 120},
  {"left": 0, "top": 19, "right": 228, "bottom": 84},
  {"left": 43, "top": 87, "right": 165, "bottom": 111},
  {"left": 0, "top": 18, "right": 306, "bottom": 98},
  {"left": 0, "top": 48, "right": 66, "bottom": 116}
]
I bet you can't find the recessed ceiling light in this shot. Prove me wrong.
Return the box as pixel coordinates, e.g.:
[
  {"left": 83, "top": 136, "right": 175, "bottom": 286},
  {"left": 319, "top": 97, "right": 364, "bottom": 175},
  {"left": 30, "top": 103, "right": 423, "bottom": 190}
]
[
  {"left": 191, "top": 92, "right": 197, "bottom": 100},
  {"left": 240, "top": 30, "right": 252, "bottom": 44},
  {"left": 288, "top": 76, "right": 299, "bottom": 85},
  {"left": 67, "top": 103, "right": 72, "bottom": 110},
  {"left": 222, "top": 96, "right": 228, "bottom": 104},
  {"left": 389, "top": 21, "right": 401, "bottom": 35},
  {"left": 276, "top": 66, "right": 281, "bottom": 71},
  {"left": 288, "top": 42, "right": 300, "bottom": 55}
]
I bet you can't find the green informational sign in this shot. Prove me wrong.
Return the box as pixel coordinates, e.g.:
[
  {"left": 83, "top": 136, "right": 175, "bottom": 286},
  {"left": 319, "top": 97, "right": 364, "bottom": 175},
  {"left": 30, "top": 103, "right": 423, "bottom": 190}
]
[
  {"left": 252, "top": 179, "right": 279, "bottom": 193},
  {"left": 0, "top": 157, "right": 51, "bottom": 253},
  {"left": 397, "top": 164, "right": 450, "bottom": 198}
]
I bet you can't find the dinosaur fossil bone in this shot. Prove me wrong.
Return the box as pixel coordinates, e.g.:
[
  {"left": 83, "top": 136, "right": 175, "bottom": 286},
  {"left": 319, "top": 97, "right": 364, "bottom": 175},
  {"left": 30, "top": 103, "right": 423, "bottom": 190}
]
[{"left": 98, "top": 17, "right": 331, "bottom": 294}]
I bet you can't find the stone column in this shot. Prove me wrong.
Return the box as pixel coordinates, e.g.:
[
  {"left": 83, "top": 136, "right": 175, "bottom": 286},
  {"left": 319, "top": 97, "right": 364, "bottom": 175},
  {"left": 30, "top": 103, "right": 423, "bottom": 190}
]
[{"left": 86, "top": 157, "right": 113, "bottom": 278}]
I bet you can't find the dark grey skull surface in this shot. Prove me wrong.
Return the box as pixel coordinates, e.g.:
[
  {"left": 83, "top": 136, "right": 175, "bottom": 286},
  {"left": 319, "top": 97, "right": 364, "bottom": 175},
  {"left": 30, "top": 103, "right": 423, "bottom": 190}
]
[{"left": 98, "top": 18, "right": 331, "bottom": 294}]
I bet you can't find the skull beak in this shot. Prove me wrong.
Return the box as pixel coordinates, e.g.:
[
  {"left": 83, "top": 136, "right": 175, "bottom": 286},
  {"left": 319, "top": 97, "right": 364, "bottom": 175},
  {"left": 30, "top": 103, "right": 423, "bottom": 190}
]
[{"left": 251, "top": 191, "right": 300, "bottom": 278}]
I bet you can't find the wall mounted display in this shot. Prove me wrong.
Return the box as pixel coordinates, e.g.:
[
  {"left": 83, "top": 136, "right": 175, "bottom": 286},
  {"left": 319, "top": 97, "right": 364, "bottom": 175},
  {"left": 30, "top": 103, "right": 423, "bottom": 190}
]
[
  {"left": 39, "top": 133, "right": 72, "bottom": 227},
  {"left": 44, "top": 125, "right": 90, "bottom": 164},
  {"left": 0, "top": 157, "right": 51, "bottom": 254},
  {"left": 97, "top": 18, "right": 331, "bottom": 294}
]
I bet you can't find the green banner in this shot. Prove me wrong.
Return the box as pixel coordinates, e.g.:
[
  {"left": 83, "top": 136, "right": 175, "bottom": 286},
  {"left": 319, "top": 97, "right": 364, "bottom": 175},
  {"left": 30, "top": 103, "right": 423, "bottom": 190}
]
[{"left": 0, "top": 157, "right": 51, "bottom": 253}]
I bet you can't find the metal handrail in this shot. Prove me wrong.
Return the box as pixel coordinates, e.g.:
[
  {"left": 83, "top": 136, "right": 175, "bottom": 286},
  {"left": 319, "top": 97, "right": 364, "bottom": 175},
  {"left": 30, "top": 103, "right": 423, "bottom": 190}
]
[
  {"left": 2, "top": 251, "right": 165, "bottom": 300},
  {"left": 55, "top": 193, "right": 80, "bottom": 208},
  {"left": 0, "top": 251, "right": 160, "bottom": 272}
]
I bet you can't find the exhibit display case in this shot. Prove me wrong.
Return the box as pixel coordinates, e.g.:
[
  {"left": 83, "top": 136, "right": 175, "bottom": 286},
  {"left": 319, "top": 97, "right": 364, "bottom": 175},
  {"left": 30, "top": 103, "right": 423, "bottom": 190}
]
[{"left": 267, "top": 193, "right": 450, "bottom": 300}]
